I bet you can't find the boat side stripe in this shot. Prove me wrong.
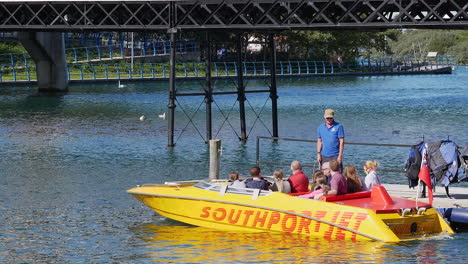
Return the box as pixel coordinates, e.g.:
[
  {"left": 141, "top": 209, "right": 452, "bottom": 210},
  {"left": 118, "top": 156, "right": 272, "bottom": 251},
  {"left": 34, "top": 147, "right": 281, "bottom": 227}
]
[{"left": 128, "top": 191, "right": 381, "bottom": 241}]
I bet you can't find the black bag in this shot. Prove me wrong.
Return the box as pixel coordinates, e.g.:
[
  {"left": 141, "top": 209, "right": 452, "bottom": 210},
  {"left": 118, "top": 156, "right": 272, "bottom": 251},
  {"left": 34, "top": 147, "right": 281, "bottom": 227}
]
[{"left": 405, "top": 142, "right": 424, "bottom": 187}]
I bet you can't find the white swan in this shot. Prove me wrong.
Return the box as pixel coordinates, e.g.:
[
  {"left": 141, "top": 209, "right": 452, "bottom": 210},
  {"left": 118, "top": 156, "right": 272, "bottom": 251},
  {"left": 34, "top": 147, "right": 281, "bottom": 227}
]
[
  {"left": 158, "top": 113, "right": 166, "bottom": 120},
  {"left": 139, "top": 115, "right": 146, "bottom": 121},
  {"left": 118, "top": 80, "right": 126, "bottom": 88}
]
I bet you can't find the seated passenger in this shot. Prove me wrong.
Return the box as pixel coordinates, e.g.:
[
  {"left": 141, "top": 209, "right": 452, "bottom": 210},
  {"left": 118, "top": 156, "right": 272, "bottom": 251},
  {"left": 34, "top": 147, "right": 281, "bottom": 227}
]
[
  {"left": 228, "top": 171, "right": 246, "bottom": 188},
  {"left": 343, "top": 164, "right": 363, "bottom": 193},
  {"left": 299, "top": 175, "right": 329, "bottom": 199},
  {"left": 287, "top": 160, "right": 310, "bottom": 193},
  {"left": 245, "top": 166, "right": 270, "bottom": 190},
  {"left": 327, "top": 159, "right": 348, "bottom": 195},
  {"left": 310, "top": 170, "right": 325, "bottom": 190},
  {"left": 362, "top": 161, "right": 381, "bottom": 191},
  {"left": 321, "top": 162, "right": 332, "bottom": 184},
  {"left": 269, "top": 169, "right": 291, "bottom": 193}
]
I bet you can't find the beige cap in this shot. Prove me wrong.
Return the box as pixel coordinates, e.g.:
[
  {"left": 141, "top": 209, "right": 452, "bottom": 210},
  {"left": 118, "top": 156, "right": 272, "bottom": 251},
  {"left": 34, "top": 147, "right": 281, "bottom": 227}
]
[{"left": 324, "top": 109, "right": 335, "bottom": 118}]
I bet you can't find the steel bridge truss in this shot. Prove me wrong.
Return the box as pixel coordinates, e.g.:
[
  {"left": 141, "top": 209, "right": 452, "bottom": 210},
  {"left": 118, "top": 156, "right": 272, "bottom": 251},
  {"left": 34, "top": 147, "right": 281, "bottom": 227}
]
[{"left": 0, "top": 0, "right": 467, "bottom": 31}]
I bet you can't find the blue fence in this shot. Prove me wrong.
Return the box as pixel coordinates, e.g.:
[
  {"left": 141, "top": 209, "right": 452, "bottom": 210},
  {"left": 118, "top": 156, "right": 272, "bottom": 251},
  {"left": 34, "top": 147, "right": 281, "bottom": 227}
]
[
  {"left": 0, "top": 41, "right": 199, "bottom": 69},
  {"left": 1, "top": 32, "right": 192, "bottom": 48},
  {"left": 0, "top": 58, "right": 457, "bottom": 82},
  {"left": 63, "top": 32, "right": 186, "bottom": 49}
]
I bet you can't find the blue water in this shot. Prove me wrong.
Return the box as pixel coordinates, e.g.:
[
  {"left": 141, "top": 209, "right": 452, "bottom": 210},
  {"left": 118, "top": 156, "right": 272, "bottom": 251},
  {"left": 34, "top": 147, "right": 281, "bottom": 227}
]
[{"left": 0, "top": 67, "right": 467, "bottom": 263}]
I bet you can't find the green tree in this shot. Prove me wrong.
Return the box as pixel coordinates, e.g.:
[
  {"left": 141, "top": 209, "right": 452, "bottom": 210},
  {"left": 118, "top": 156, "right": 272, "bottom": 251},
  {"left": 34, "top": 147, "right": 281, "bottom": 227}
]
[
  {"left": 390, "top": 29, "right": 468, "bottom": 64},
  {"left": 284, "top": 30, "right": 399, "bottom": 60},
  {"left": 0, "top": 42, "right": 26, "bottom": 54}
]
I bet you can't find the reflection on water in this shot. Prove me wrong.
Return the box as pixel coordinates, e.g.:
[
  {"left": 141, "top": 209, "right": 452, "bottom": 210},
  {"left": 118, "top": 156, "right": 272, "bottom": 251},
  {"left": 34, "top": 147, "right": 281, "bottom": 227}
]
[
  {"left": 131, "top": 223, "right": 390, "bottom": 263},
  {"left": 129, "top": 222, "right": 461, "bottom": 264}
]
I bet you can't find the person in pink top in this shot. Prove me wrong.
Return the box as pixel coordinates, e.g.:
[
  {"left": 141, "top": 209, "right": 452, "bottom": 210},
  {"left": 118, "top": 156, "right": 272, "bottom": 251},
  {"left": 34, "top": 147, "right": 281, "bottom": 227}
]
[
  {"left": 298, "top": 174, "right": 329, "bottom": 199},
  {"left": 287, "top": 160, "right": 310, "bottom": 193},
  {"left": 327, "top": 159, "right": 348, "bottom": 195}
]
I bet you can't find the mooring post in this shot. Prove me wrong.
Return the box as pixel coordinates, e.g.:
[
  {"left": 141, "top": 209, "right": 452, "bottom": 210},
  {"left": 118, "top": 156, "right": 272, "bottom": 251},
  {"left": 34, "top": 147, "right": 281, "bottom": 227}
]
[
  {"left": 205, "top": 32, "right": 213, "bottom": 142},
  {"left": 269, "top": 33, "right": 279, "bottom": 137},
  {"left": 167, "top": 2, "right": 177, "bottom": 147},
  {"left": 209, "top": 139, "right": 221, "bottom": 180},
  {"left": 236, "top": 34, "right": 247, "bottom": 141}
]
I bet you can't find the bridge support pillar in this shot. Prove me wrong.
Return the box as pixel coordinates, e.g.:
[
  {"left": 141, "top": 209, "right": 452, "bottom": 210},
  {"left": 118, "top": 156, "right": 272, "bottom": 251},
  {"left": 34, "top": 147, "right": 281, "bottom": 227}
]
[
  {"left": 204, "top": 32, "right": 213, "bottom": 142},
  {"left": 236, "top": 34, "right": 247, "bottom": 142},
  {"left": 269, "top": 33, "right": 278, "bottom": 138},
  {"left": 17, "top": 32, "right": 68, "bottom": 92},
  {"left": 167, "top": 30, "right": 177, "bottom": 147}
]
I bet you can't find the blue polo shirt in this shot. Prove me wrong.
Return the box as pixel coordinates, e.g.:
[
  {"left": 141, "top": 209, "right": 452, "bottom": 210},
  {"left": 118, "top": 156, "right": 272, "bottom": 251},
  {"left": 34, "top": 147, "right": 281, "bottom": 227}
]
[{"left": 317, "top": 121, "right": 345, "bottom": 157}]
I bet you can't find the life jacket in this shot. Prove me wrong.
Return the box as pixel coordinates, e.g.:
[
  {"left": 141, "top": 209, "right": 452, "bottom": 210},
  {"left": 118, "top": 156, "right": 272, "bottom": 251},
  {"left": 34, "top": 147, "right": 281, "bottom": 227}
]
[
  {"left": 428, "top": 140, "right": 460, "bottom": 186},
  {"left": 405, "top": 141, "right": 424, "bottom": 188},
  {"left": 405, "top": 140, "right": 461, "bottom": 188}
]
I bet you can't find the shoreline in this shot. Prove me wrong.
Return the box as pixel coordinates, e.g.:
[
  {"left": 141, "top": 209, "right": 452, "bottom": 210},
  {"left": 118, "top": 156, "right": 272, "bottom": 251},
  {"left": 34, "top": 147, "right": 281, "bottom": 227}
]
[{"left": 0, "top": 66, "right": 454, "bottom": 86}]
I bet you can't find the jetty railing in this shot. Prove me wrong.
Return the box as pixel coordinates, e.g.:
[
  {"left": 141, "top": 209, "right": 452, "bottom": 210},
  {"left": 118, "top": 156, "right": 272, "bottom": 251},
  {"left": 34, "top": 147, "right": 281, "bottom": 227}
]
[
  {"left": 255, "top": 136, "right": 414, "bottom": 174},
  {"left": 0, "top": 57, "right": 457, "bottom": 83}
]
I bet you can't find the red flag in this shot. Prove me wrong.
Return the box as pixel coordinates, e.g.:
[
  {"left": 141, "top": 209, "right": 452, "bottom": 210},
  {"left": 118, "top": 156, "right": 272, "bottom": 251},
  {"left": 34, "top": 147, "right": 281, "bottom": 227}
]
[{"left": 418, "top": 151, "right": 433, "bottom": 204}]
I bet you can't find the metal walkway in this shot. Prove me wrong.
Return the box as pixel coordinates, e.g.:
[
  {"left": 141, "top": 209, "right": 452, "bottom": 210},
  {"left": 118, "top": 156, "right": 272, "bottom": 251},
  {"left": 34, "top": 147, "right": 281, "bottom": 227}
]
[
  {"left": 0, "top": 59, "right": 456, "bottom": 83},
  {"left": 0, "top": 0, "right": 467, "bottom": 31}
]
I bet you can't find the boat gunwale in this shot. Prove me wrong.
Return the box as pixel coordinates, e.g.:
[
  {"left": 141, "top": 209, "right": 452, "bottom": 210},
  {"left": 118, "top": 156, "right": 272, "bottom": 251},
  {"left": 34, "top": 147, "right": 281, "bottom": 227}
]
[
  {"left": 128, "top": 180, "right": 450, "bottom": 241},
  {"left": 129, "top": 189, "right": 429, "bottom": 241}
]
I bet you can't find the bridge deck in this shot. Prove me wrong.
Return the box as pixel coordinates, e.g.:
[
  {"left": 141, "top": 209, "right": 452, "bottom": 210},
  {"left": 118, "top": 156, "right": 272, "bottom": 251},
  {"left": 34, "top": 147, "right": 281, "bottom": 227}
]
[{"left": 0, "top": 0, "right": 467, "bottom": 31}]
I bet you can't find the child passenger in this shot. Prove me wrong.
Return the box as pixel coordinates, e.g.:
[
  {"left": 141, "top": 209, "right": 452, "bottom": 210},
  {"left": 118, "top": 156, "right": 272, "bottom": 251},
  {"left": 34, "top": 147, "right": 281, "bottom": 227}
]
[
  {"left": 362, "top": 161, "right": 381, "bottom": 191},
  {"left": 310, "top": 170, "right": 325, "bottom": 190},
  {"left": 228, "top": 171, "right": 246, "bottom": 188},
  {"left": 269, "top": 169, "right": 291, "bottom": 193},
  {"left": 298, "top": 175, "right": 329, "bottom": 199}
]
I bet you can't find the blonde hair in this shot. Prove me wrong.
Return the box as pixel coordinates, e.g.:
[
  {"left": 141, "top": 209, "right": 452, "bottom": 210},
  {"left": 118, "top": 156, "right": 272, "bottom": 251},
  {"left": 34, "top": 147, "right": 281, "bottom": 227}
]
[
  {"left": 344, "top": 165, "right": 362, "bottom": 193},
  {"left": 273, "top": 169, "right": 285, "bottom": 193},
  {"left": 364, "top": 161, "right": 379, "bottom": 171}
]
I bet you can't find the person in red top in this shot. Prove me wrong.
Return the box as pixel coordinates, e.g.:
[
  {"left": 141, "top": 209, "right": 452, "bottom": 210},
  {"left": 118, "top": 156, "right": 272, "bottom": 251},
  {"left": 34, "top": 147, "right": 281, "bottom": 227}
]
[{"left": 287, "top": 160, "right": 310, "bottom": 193}]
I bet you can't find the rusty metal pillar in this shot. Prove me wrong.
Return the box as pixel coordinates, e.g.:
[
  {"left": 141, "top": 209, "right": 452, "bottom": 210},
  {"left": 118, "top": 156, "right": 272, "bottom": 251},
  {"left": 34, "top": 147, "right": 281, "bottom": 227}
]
[
  {"left": 205, "top": 32, "right": 213, "bottom": 142},
  {"left": 236, "top": 33, "right": 247, "bottom": 141},
  {"left": 269, "top": 33, "right": 278, "bottom": 137},
  {"left": 167, "top": 2, "right": 177, "bottom": 147}
]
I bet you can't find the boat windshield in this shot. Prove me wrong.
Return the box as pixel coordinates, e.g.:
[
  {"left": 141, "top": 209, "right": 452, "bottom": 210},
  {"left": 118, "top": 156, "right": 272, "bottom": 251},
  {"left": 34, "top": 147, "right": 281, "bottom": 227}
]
[{"left": 194, "top": 180, "right": 272, "bottom": 197}]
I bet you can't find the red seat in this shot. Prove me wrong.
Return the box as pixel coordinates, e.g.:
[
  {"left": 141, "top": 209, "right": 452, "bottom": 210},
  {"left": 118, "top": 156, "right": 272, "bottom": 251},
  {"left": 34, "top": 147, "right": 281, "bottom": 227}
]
[
  {"left": 289, "top": 191, "right": 312, "bottom": 196},
  {"left": 321, "top": 191, "right": 371, "bottom": 201}
]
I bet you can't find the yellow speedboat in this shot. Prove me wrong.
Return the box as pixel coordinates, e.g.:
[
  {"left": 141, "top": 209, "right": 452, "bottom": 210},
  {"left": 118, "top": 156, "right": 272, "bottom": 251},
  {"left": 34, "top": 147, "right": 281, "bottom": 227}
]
[{"left": 127, "top": 179, "right": 453, "bottom": 242}]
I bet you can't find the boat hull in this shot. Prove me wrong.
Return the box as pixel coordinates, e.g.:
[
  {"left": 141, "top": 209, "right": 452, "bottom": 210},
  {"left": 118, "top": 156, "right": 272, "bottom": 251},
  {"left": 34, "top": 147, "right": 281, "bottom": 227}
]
[{"left": 128, "top": 182, "right": 453, "bottom": 242}]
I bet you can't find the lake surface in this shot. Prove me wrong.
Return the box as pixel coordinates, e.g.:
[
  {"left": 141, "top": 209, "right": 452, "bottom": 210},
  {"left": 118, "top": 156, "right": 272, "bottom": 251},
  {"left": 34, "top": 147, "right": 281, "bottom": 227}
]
[{"left": 1, "top": 67, "right": 467, "bottom": 263}]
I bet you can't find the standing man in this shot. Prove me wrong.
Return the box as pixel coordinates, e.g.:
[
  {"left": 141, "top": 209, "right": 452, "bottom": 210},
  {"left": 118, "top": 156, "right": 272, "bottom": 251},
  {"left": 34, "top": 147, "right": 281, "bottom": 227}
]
[{"left": 317, "top": 109, "right": 345, "bottom": 167}]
